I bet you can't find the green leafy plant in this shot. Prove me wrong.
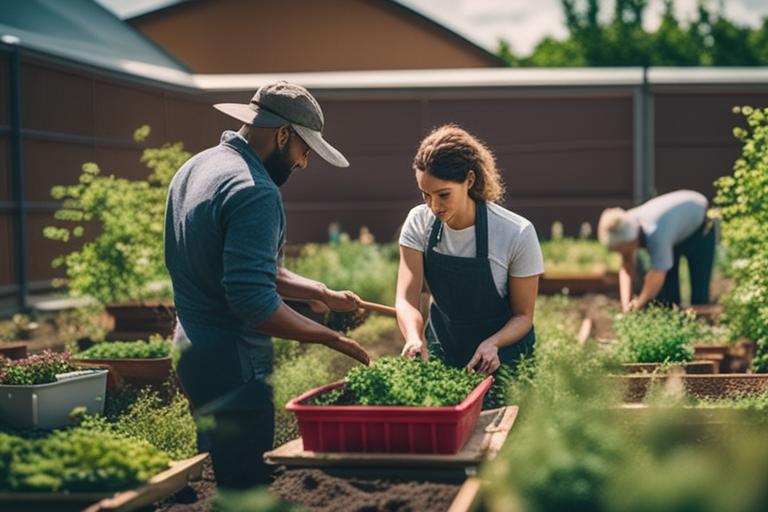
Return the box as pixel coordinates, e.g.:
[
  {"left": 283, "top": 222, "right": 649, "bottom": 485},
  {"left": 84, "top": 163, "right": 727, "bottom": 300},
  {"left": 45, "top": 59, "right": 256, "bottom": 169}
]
[
  {"left": 341, "top": 357, "right": 485, "bottom": 407},
  {"left": 0, "top": 351, "right": 76, "bottom": 385},
  {"left": 44, "top": 126, "right": 190, "bottom": 305},
  {"left": 285, "top": 241, "right": 398, "bottom": 305},
  {"left": 73, "top": 339, "right": 171, "bottom": 360},
  {"left": 713, "top": 106, "right": 768, "bottom": 372},
  {"left": 0, "top": 428, "right": 169, "bottom": 492},
  {"left": 614, "top": 306, "right": 702, "bottom": 364}
]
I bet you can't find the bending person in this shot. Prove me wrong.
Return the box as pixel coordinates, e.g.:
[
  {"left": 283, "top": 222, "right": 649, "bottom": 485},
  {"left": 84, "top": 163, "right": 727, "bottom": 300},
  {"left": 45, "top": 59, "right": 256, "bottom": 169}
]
[
  {"left": 395, "top": 125, "right": 543, "bottom": 375},
  {"left": 597, "top": 189, "right": 715, "bottom": 311}
]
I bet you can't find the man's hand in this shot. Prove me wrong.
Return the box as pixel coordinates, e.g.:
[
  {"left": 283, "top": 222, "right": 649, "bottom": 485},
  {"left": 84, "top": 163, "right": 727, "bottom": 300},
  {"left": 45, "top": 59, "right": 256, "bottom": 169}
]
[
  {"left": 466, "top": 339, "right": 500, "bottom": 375},
  {"left": 401, "top": 338, "right": 429, "bottom": 361},
  {"left": 323, "top": 289, "right": 361, "bottom": 312},
  {"left": 624, "top": 297, "right": 642, "bottom": 312},
  {"left": 327, "top": 334, "right": 370, "bottom": 366}
]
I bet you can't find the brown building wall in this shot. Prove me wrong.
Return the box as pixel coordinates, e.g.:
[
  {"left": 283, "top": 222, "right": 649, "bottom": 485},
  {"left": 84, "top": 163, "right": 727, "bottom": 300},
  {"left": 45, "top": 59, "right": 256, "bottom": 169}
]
[
  {"left": 130, "top": 0, "right": 503, "bottom": 73},
  {"left": 3, "top": 48, "right": 767, "bottom": 311}
]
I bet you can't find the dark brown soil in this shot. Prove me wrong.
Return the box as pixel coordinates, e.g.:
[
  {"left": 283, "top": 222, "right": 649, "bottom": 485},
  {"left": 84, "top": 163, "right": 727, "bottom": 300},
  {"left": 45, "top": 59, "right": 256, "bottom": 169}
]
[
  {"left": 153, "top": 459, "right": 217, "bottom": 512},
  {"left": 577, "top": 293, "right": 621, "bottom": 341},
  {"left": 270, "top": 468, "right": 461, "bottom": 512},
  {"left": 152, "top": 461, "right": 462, "bottom": 512}
]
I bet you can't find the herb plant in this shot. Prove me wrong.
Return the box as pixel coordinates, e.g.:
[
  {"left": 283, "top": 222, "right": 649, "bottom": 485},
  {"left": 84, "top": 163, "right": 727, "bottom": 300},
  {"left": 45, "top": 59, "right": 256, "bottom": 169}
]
[
  {"left": 0, "top": 351, "right": 76, "bottom": 385},
  {"left": 614, "top": 306, "right": 701, "bottom": 363},
  {"left": 341, "top": 357, "right": 485, "bottom": 407},
  {"left": 74, "top": 339, "right": 171, "bottom": 360}
]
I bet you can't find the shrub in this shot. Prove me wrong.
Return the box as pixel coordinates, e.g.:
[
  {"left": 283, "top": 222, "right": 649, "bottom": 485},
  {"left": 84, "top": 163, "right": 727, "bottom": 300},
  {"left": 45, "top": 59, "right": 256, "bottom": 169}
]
[
  {"left": 74, "top": 339, "right": 171, "bottom": 360},
  {"left": 271, "top": 348, "right": 334, "bottom": 447},
  {"left": 44, "top": 126, "right": 190, "bottom": 305},
  {"left": 111, "top": 388, "right": 196, "bottom": 460},
  {"left": 713, "top": 106, "right": 768, "bottom": 372},
  {"left": 285, "top": 241, "right": 398, "bottom": 305},
  {"left": 613, "top": 306, "right": 702, "bottom": 363},
  {"left": 0, "top": 351, "right": 76, "bottom": 385}
]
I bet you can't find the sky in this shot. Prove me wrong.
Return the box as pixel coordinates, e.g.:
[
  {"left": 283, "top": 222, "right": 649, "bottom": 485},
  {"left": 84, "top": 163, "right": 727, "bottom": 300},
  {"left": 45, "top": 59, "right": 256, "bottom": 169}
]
[{"left": 97, "top": 0, "right": 768, "bottom": 56}]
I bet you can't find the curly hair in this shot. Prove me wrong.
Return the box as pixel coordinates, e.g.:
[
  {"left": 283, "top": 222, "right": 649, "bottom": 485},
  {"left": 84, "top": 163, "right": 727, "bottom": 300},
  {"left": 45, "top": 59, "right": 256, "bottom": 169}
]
[{"left": 412, "top": 124, "right": 505, "bottom": 203}]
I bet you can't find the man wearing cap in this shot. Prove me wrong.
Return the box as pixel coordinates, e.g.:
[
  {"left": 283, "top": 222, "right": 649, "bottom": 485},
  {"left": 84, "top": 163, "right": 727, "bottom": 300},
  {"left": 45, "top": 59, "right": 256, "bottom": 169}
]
[{"left": 164, "top": 81, "right": 370, "bottom": 488}]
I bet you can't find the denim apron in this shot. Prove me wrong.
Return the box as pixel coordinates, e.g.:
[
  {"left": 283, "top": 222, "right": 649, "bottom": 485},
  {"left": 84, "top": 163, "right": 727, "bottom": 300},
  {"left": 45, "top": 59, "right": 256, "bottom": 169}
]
[{"left": 424, "top": 200, "right": 535, "bottom": 369}]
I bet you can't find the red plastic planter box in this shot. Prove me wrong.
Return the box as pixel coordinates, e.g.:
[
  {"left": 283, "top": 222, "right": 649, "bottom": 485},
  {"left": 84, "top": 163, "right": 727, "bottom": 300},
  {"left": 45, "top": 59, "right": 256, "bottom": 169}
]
[{"left": 286, "top": 376, "right": 493, "bottom": 454}]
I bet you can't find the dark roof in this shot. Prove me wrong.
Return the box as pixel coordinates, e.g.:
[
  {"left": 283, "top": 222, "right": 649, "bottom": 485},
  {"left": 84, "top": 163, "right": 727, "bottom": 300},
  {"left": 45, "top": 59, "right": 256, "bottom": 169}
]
[
  {"left": 0, "top": 0, "right": 193, "bottom": 81},
  {"left": 126, "top": 0, "right": 507, "bottom": 67}
]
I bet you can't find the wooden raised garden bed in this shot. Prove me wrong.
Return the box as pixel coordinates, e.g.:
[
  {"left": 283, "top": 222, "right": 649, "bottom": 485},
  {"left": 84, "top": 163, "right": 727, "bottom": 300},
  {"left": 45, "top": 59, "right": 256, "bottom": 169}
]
[
  {"left": 0, "top": 453, "right": 208, "bottom": 512},
  {"left": 618, "top": 373, "right": 768, "bottom": 403},
  {"left": 621, "top": 360, "right": 717, "bottom": 375},
  {"left": 0, "top": 342, "right": 28, "bottom": 360},
  {"left": 539, "top": 270, "right": 618, "bottom": 296}
]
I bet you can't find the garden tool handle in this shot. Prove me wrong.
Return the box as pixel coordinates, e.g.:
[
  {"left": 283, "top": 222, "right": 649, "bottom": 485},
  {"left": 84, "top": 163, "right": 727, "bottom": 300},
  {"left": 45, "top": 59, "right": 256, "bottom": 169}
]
[{"left": 359, "top": 300, "right": 397, "bottom": 317}]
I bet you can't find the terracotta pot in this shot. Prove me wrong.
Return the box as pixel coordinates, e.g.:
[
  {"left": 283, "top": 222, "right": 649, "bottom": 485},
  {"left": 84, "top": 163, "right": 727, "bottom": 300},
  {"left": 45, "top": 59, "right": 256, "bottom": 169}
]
[
  {"left": 76, "top": 357, "right": 173, "bottom": 389},
  {"left": 106, "top": 302, "right": 176, "bottom": 340},
  {"left": 0, "top": 342, "right": 28, "bottom": 360}
]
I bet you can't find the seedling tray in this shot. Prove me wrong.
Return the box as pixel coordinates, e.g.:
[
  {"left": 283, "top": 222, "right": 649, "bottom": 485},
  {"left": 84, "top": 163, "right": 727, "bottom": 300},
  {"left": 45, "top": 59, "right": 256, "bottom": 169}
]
[{"left": 286, "top": 376, "right": 493, "bottom": 454}]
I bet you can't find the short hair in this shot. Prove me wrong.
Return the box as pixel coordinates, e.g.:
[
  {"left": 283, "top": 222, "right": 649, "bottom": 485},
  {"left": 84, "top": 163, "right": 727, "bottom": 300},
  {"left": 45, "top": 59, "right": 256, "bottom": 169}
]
[{"left": 597, "top": 208, "right": 639, "bottom": 249}]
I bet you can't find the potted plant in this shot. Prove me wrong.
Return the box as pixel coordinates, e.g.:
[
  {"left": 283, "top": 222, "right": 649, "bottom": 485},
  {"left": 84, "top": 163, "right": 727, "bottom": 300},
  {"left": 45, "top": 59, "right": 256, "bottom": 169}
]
[
  {"left": 0, "top": 351, "right": 107, "bottom": 429},
  {"left": 72, "top": 338, "right": 173, "bottom": 387},
  {"left": 286, "top": 357, "right": 492, "bottom": 454},
  {"left": 44, "top": 126, "right": 190, "bottom": 340}
]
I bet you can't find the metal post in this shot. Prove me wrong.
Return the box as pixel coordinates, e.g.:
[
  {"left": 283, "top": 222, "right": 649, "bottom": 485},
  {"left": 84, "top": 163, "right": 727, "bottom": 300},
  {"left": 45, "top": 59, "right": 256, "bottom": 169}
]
[
  {"left": 8, "top": 41, "right": 28, "bottom": 310},
  {"left": 633, "top": 66, "right": 655, "bottom": 205}
]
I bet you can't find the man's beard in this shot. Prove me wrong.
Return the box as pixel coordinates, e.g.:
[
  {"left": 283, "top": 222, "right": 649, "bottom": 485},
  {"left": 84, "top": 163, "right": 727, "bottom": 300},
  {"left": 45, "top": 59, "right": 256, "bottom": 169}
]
[{"left": 263, "top": 144, "right": 293, "bottom": 187}]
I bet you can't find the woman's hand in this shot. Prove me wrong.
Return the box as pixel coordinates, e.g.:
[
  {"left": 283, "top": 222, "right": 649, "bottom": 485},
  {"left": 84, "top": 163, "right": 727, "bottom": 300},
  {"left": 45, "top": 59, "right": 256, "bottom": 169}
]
[
  {"left": 401, "top": 338, "right": 429, "bottom": 361},
  {"left": 466, "top": 339, "right": 500, "bottom": 375},
  {"left": 323, "top": 289, "right": 361, "bottom": 312}
]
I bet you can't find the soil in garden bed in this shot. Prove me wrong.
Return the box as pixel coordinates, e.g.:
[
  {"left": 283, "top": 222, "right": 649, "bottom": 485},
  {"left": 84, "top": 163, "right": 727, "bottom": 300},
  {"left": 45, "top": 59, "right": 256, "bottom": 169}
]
[
  {"left": 153, "top": 460, "right": 462, "bottom": 512},
  {"left": 270, "top": 467, "right": 462, "bottom": 512}
]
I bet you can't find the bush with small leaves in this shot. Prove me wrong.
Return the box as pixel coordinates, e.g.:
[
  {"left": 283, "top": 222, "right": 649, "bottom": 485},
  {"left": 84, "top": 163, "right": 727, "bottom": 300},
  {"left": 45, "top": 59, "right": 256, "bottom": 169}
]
[{"left": 74, "top": 339, "right": 171, "bottom": 360}]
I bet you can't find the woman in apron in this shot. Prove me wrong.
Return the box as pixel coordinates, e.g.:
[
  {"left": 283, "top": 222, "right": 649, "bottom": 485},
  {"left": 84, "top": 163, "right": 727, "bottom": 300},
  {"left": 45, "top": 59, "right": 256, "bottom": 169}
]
[{"left": 396, "top": 125, "right": 543, "bottom": 374}]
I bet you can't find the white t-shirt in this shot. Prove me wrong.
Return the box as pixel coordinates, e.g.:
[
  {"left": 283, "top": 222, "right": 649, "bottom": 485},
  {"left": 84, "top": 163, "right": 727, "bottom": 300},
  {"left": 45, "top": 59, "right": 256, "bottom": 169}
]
[{"left": 399, "top": 203, "right": 544, "bottom": 297}]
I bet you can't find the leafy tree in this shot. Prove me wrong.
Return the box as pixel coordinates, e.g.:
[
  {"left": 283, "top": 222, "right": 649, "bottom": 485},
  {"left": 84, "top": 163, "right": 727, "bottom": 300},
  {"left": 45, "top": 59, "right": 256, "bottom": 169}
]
[{"left": 497, "top": 0, "right": 768, "bottom": 67}]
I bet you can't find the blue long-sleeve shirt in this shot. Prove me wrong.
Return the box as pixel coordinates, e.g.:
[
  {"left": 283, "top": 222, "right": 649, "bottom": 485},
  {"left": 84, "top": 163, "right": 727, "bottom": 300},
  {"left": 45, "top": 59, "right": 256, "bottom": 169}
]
[{"left": 164, "top": 130, "right": 285, "bottom": 412}]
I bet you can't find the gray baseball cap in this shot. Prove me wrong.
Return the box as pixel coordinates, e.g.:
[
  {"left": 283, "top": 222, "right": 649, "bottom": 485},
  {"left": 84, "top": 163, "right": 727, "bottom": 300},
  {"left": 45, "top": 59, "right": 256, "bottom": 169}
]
[{"left": 214, "top": 81, "right": 349, "bottom": 168}]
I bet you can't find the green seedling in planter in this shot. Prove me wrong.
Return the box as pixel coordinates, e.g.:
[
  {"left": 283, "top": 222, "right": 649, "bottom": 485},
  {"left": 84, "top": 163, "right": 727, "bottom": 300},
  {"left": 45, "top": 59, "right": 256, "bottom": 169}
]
[
  {"left": 314, "top": 357, "right": 486, "bottom": 407},
  {"left": 614, "top": 305, "right": 703, "bottom": 364},
  {"left": 0, "top": 351, "right": 76, "bottom": 385},
  {"left": 73, "top": 339, "right": 171, "bottom": 360}
]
